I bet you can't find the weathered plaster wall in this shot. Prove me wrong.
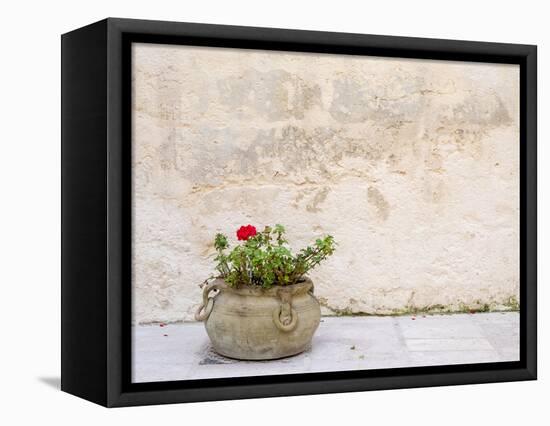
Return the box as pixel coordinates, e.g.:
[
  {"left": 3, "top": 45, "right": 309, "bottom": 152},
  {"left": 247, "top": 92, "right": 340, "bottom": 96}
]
[{"left": 132, "top": 43, "right": 519, "bottom": 324}]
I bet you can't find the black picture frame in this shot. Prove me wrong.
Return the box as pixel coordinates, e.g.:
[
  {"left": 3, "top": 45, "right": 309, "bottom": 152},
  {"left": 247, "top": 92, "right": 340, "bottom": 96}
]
[{"left": 61, "top": 17, "right": 537, "bottom": 407}]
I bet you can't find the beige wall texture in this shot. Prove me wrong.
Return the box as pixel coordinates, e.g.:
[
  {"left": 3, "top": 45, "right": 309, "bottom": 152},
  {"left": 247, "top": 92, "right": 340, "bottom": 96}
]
[{"left": 131, "top": 43, "right": 519, "bottom": 324}]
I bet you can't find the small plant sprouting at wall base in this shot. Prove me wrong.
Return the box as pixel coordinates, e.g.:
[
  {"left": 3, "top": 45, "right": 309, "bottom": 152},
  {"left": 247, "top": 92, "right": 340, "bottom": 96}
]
[{"left": 208, "top": 224, "right": 336, "bottom": 288}]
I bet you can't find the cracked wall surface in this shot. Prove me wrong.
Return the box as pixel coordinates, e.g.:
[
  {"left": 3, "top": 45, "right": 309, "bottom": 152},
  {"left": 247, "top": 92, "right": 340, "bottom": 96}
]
[{"left": 132, "top": 43, "right": 519, "bottom": 324}]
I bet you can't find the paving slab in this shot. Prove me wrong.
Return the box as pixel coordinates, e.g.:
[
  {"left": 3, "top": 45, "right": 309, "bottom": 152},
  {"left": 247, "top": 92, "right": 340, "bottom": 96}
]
[{"left": 132, "top": 312, "right": 519, "bottom": 383}]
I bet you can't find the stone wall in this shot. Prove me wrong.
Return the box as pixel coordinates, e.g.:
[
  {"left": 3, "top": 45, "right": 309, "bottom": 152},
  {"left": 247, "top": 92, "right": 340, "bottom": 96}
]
[{"left": 132, "top": 43, "right": 519, "bottom": 324}]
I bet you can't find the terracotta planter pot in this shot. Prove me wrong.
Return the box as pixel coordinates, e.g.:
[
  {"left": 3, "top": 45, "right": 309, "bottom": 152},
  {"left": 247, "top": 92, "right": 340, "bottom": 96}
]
[{"left": 194, "top": 277, "right": 321, "bottom": 360}]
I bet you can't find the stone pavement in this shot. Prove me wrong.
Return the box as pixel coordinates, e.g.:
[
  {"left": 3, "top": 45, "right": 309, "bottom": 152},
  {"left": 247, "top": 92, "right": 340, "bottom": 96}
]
[{"left": 132, "top": 312, "right": 519, "bottom": 383}]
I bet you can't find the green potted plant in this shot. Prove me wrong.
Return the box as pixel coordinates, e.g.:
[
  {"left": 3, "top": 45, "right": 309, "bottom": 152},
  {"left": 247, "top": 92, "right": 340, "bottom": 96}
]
[{"left": 195, "top": 224, "right": 336, "bottom": 360}]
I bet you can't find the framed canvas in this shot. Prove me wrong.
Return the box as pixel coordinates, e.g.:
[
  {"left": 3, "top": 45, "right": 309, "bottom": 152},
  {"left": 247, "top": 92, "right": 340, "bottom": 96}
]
[{"left": 61, "top": 18, "right": 537, "bottom": 407}]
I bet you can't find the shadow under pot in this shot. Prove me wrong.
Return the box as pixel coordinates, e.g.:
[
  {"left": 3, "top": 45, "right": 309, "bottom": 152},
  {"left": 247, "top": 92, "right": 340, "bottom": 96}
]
[{"left": 195, "top": 277, "right": 321, "bottom": 360}]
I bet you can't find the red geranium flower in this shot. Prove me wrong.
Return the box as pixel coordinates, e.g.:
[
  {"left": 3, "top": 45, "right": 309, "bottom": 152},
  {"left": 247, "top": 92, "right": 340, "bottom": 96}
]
[{"left": 236, "top": 224, "right": 257, "bottom": 241}]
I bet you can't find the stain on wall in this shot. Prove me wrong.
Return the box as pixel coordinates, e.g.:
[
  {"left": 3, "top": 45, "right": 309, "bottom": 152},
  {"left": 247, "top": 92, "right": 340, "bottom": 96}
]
[{"left": 132, "top": 43, "right": 519, "bottom": 323}]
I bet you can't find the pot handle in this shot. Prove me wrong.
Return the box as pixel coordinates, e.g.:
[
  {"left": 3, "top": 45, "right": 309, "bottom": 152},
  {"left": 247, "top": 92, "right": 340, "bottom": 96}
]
[
  {"left": 194, "top": 280, "right": 223, "bottom": 322},
  {"left": 272, "top": 301, "right": 298, "bottom": 332}
]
